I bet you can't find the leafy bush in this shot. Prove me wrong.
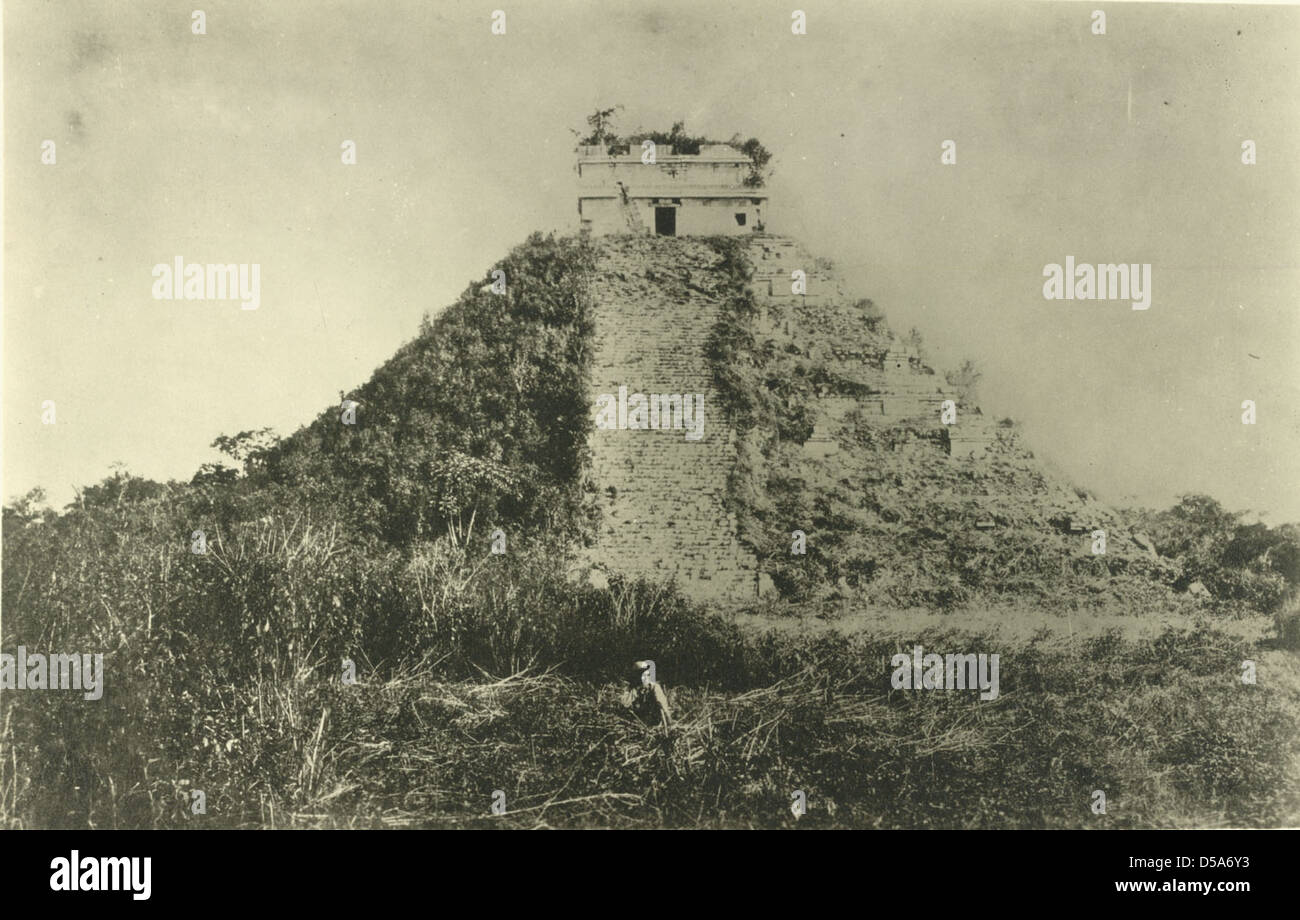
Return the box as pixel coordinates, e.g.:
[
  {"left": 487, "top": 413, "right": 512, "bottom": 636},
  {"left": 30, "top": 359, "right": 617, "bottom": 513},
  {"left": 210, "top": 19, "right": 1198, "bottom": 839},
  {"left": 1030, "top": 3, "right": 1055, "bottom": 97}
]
[{"left": 1133, "top": 495, "right": 1300, "bottom": 613}]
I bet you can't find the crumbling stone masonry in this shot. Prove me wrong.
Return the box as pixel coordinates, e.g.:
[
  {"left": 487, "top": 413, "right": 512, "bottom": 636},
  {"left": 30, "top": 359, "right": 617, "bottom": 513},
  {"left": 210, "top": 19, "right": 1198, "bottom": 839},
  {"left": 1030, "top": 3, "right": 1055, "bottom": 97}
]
[
  {"left": 581, "top": 236, "right": 759, "bottom": 598},
  {"left": 579, "top": 234, "right": 1062, "bottom": 601}
]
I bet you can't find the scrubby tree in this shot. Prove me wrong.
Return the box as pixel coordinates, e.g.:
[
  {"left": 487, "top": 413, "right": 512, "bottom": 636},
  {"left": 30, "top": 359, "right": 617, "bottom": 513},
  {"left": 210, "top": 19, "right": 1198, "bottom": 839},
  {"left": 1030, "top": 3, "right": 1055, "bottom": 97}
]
[
  {"left": 1135, "top": 494, "right": 1300, "bottom": 612},
  {"left": 211, "top": 428, "right": 279, "bottom": 475},
  {"left": 902, "top": 327, "right": 927, "bottom": 360},
  {"left": 3, "top": 486, "right": 48, "bottom": 529},
  {"left": 429, "top": 450, "right": 520, "bottom": 546},
  {"left": 574, "top": 105, "right": 623, "bottom": 147},
  {"left": 945, "top": 359, "right": 982, "bottom": 405}
]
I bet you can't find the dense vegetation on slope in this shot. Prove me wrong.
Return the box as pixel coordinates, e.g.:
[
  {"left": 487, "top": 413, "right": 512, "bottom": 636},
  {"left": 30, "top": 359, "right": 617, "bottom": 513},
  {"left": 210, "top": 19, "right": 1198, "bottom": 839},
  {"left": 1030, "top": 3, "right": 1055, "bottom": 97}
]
[
  {"left": 3, "top": 232, "right": 1299, "bottom": 829},
  {"left": 700, "top": 237, "right": 1300, "bottom": 618},
  {"left": 1, "top": 231, "right": 610, "bottom": 826},
  {"left": 189, "top": 231, "right": 599, "bottom": 549}
]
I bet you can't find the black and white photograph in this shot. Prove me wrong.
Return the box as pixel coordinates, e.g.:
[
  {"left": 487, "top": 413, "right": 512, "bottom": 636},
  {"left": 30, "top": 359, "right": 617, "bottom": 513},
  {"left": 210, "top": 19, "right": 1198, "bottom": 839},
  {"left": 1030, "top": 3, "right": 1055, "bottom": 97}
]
[{"left": 1, "top": 0, "right": 1296, "bottom": 895}]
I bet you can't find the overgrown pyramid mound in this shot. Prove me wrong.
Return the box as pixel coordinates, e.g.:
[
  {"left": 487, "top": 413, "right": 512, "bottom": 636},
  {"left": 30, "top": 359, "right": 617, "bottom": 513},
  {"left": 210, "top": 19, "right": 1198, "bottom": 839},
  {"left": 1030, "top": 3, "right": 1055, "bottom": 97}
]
[
  {"left": 580, "top": 234, "right": 1172, "bottom": 608},
  {"left": 265, "top": 231, "right": 1174, "bottom": 610}
]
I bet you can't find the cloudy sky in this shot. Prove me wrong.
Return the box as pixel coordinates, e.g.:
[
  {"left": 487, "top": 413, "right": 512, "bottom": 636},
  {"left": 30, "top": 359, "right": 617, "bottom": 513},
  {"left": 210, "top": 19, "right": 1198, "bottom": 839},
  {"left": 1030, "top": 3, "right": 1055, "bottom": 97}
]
[{"left": 5, "top": 0, "right": 1298, "bottom": 520}]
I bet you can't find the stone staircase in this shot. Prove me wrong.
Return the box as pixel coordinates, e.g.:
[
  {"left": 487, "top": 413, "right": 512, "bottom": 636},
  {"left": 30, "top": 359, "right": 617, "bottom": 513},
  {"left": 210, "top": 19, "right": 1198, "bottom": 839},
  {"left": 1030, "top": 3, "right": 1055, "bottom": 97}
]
[{"left": 581, "top": 236, "right": 758, "bottom": 599}]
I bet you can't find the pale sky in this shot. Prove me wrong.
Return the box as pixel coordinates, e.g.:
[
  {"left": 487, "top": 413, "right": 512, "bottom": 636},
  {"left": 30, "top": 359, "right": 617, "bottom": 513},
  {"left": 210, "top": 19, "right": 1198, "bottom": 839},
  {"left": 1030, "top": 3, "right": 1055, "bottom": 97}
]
[{"left": 5, "top": 0, "right": 1299, "bottom": 520}]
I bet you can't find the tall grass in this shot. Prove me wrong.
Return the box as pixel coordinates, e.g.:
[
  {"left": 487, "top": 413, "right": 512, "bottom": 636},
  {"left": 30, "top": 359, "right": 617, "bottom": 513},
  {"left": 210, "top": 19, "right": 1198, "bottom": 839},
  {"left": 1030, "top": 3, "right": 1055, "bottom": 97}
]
[{"left": 4, "top": 499, "right": 1298, "bottom": 828}]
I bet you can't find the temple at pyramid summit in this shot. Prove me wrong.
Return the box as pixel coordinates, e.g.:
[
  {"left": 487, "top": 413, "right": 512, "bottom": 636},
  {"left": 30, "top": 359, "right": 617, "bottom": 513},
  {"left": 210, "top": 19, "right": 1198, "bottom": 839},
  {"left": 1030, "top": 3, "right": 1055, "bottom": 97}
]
[{"left": 575, "top": 143, "right": 768, "bottom": 237}]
